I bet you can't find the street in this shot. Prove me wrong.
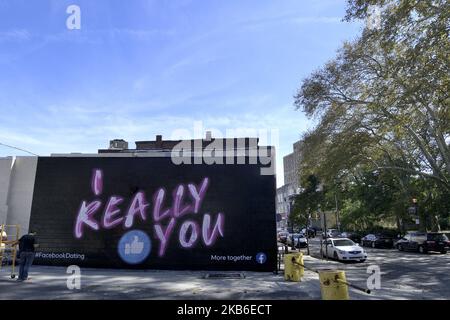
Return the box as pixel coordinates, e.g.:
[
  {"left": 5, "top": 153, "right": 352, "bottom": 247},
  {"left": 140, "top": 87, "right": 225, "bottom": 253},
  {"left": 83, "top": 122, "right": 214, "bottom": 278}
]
[{"left": 299, "top": 238, "right": 450, "bottom": 300}]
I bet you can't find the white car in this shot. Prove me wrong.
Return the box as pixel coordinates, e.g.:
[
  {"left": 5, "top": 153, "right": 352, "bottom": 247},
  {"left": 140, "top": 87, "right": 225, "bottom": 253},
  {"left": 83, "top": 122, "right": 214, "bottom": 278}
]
[{"left": 321, "top": 238, "right": 367, "bottom": 262}]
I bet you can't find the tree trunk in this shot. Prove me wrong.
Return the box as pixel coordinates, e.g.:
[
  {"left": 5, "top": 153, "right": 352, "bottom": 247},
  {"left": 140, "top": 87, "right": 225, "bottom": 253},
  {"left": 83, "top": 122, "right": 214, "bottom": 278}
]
[
  {"left": 396, "top": 216, "right": 403, "bottom": 234},
  {"left": 434, "top": 215, "right": 441, "bottom": 232}
]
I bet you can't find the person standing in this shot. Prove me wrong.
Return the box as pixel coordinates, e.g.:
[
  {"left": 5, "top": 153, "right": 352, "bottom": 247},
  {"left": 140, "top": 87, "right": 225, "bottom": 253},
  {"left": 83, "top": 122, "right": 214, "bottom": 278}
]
[{"left": 13, "top": 231, "right": 38, "bottom": 282}]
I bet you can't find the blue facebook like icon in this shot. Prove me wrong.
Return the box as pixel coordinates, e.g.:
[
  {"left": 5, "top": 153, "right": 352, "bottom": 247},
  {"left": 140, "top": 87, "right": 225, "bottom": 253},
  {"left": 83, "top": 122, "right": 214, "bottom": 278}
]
[
  {"left": 256, "top": 252, "right": 267, "bottom": 264},
  {"left": 118, "top": 230, "right": 151, "bottom": 264}
]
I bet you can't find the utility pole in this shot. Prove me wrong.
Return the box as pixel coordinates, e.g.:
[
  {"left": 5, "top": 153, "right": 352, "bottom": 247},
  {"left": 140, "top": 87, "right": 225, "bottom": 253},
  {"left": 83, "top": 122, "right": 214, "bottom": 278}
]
[
  {"left": 319, "top": 204, "right": 328, "bottom": 261},
  {"left": 306, "top": 210, "right": 311, "bottom": 256},
  {"left": 335, "top": 193, "right": 340, "bottom": 232}
]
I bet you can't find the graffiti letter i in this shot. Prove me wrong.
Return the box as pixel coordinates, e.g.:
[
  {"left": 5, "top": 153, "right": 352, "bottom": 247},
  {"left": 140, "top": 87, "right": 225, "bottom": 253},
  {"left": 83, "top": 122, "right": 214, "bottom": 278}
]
[{"left": 92, "top": 169, "right": 103, "bottom": 195}]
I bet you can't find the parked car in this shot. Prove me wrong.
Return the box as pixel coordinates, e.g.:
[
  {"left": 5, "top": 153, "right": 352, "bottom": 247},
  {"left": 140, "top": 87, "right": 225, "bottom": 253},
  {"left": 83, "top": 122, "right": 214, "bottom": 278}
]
[
  {"left": 338, "top": 232, "right": 362, "bottom": 244},
  {"left": 294, "top": 234, "right": 308, "bottom": 248},
  {"left": 396, "top": 232, "right": 449, "bottom": 254},
  {"left": 361, "top": 234, "right": 394, "bottom": 248},
  {"left": 321, "top": 238, "right": 367, "bottom": 262},
  {"left": 277, "top": 231, "right": 289, "bottom": 244},
  {"left": 325, "top": 229, "right": 340, "bottom": 238},
  {"left": 287, "top": 233, "right": 301, "bottom": 247},
  {"left": 444, "top": 232, "right": 450, "bottom": 241},
  {"left": 300, "top": 228, "right": 317, "bottom": 238}
]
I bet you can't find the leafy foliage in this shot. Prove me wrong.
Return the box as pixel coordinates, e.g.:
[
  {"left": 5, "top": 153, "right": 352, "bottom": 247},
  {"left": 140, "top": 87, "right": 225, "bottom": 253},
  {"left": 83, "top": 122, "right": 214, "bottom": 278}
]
[{"left": 291, "top": 0, "right": 450, "bottom": 232}]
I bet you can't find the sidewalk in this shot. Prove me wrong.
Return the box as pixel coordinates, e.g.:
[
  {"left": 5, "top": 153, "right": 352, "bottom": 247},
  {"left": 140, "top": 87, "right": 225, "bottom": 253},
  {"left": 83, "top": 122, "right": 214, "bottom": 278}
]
[
  {"left": 0, "top": 255, "right": 377, "bottom": 300},
  {"left": 0, "top": 256, "right": 320, "bottom": 300}
]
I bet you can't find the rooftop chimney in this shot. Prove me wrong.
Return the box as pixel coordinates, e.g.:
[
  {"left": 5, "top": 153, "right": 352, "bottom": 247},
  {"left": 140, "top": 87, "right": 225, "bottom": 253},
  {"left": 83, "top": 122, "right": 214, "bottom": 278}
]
[
  {"left": 156, "top": 135, "right": 163, "bottom": 148},
  {"left": 205, "top": 131, "right": 212, "bottom": 141}
]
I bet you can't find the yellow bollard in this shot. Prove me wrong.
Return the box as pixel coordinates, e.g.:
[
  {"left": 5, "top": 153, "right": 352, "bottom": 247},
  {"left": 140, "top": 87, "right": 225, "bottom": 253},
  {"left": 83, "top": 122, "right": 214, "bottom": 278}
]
[
  {"left": 284, "top": 252, "right": 304, "bottom": 282},
  {"left": 319, "top": 270, "right": 350, "bottom": 300}
]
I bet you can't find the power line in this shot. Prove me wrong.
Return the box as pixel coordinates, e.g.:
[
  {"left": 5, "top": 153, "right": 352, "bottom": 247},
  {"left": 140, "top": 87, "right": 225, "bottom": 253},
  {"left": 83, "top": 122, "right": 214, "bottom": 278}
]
[{"left": 0, "top": 142, "right": 39, "bottom": 156}]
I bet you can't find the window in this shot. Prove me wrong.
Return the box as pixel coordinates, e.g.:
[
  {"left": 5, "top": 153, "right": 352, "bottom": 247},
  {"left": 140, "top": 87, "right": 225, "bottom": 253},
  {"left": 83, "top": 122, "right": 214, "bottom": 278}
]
[
  {"left": 428, "top": 234, "right": 448, "bottom": 241},
  {"left": 333, "top": 239, "right": 355, "bottom": 247}
]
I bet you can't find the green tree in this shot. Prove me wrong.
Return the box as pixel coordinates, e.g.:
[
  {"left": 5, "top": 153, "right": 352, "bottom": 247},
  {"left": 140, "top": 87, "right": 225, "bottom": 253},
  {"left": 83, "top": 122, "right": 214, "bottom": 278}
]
[
  {"left": 295, "top": 0, "right": 449, "bottom": 189},
  {"left": 293, "top": 0, "right": 449, "bottom": 231},
  {"left": 289, "top": 175, "right": 324, "bottom": 229}
]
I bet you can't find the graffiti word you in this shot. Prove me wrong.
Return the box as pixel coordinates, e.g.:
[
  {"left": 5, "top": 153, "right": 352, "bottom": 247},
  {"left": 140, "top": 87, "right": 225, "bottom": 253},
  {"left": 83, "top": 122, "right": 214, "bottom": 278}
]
[{"left": 74, "top": 169, "right": 224, "bottom": 257}]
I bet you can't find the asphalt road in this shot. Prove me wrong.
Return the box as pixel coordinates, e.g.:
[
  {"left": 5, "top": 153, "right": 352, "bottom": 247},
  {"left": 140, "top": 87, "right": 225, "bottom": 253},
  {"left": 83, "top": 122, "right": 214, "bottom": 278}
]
[{"left": 298, "top": 238, "right": 450, "bottom": 299}]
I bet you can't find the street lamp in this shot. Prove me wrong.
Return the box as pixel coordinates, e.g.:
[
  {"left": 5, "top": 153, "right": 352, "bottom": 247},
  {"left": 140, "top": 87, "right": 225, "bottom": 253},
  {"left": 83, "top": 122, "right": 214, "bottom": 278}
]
[
  {"left": 318, "top": 204, "right": 328, "bottom": 261},
  {"left": 288, "top": 196, "right": 295, "bottom": 233},
  {"left": 306, "top": 210, "right": 311, "bottom": 256},
  {"left": 335, "top": 193, "right": 340, "bottom": 232}
]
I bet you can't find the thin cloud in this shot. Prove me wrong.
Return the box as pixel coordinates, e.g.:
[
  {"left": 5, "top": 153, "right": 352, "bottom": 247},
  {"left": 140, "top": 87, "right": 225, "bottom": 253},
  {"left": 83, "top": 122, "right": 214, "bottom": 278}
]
[
  {"left": 0, "top": 103, "right": 308, "bottom": 152},
  {"left": 291, "top": 16, "right": 342, "bottom": 24},
  {"left": 0, "top": 29, "right": 31, "bottom": 42},
  {"left": 237, "top": 14, "right": 343, "bottom": 31}
]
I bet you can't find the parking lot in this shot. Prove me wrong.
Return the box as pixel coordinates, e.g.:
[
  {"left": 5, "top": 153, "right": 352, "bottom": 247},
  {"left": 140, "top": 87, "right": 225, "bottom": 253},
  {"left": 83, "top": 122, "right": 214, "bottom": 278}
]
[{"left": 299, "top": 238, "right": 450, "bottom": 299}]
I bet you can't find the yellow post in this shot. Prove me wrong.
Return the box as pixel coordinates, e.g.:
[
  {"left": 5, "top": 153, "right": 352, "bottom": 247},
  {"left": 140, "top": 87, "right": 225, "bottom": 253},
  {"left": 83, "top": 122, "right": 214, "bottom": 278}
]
[
  {"left": 319, "top": 270, "right": 350, "bottom": 300},
  {"left": 284, "top": 252, "right": 304, "bottom": 282}
]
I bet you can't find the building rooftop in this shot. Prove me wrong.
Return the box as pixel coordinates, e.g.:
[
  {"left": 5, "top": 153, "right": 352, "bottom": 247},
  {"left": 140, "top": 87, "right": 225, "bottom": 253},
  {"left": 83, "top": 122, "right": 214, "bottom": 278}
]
[{"left": 98, "top": 132, "right": 268, "bottom": 154}]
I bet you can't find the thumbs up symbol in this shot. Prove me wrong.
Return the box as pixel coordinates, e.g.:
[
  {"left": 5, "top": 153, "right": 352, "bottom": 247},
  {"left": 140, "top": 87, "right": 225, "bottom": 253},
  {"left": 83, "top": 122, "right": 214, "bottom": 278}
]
[{"left": 125, "top": 236, "right": 144, "bottom": 255}]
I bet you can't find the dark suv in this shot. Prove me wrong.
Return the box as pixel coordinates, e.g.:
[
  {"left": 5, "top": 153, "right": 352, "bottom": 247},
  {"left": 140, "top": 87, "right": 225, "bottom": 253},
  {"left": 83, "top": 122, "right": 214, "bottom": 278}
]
[
  {"left": 396, "top": 232, "right": 449, "bottom": 254},
  {"left": 361, "top": 233, "right": 394, "bottom": 248}
]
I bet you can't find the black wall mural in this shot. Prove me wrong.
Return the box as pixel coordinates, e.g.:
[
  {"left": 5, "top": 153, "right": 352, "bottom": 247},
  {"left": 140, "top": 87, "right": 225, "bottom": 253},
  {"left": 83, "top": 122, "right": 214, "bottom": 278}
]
[{"left": 29, "top": 157, "right": 277, "bottom": 271}]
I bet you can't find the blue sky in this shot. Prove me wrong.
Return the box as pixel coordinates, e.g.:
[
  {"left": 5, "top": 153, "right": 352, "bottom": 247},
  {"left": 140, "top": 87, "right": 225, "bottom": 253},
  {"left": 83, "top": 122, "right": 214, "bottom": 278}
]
[{"left": 0, "top": 0, "right": 362, "bottom": 186}]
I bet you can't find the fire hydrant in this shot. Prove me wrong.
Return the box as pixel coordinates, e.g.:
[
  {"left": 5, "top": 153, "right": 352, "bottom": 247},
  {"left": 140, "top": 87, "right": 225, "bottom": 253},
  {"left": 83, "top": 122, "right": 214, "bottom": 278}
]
[{"left": 284, "top": 252, "right": 304, "bottom": 282}]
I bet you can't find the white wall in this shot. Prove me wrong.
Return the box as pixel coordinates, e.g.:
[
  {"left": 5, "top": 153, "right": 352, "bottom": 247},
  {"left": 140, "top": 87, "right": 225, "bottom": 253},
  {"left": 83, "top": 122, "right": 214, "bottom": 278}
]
[
  {"left": 0, "top": 157, "right": 13, "bottom": 224},
  {"left": 6, "top": 157, "right": 38, "bottom": 236}
]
